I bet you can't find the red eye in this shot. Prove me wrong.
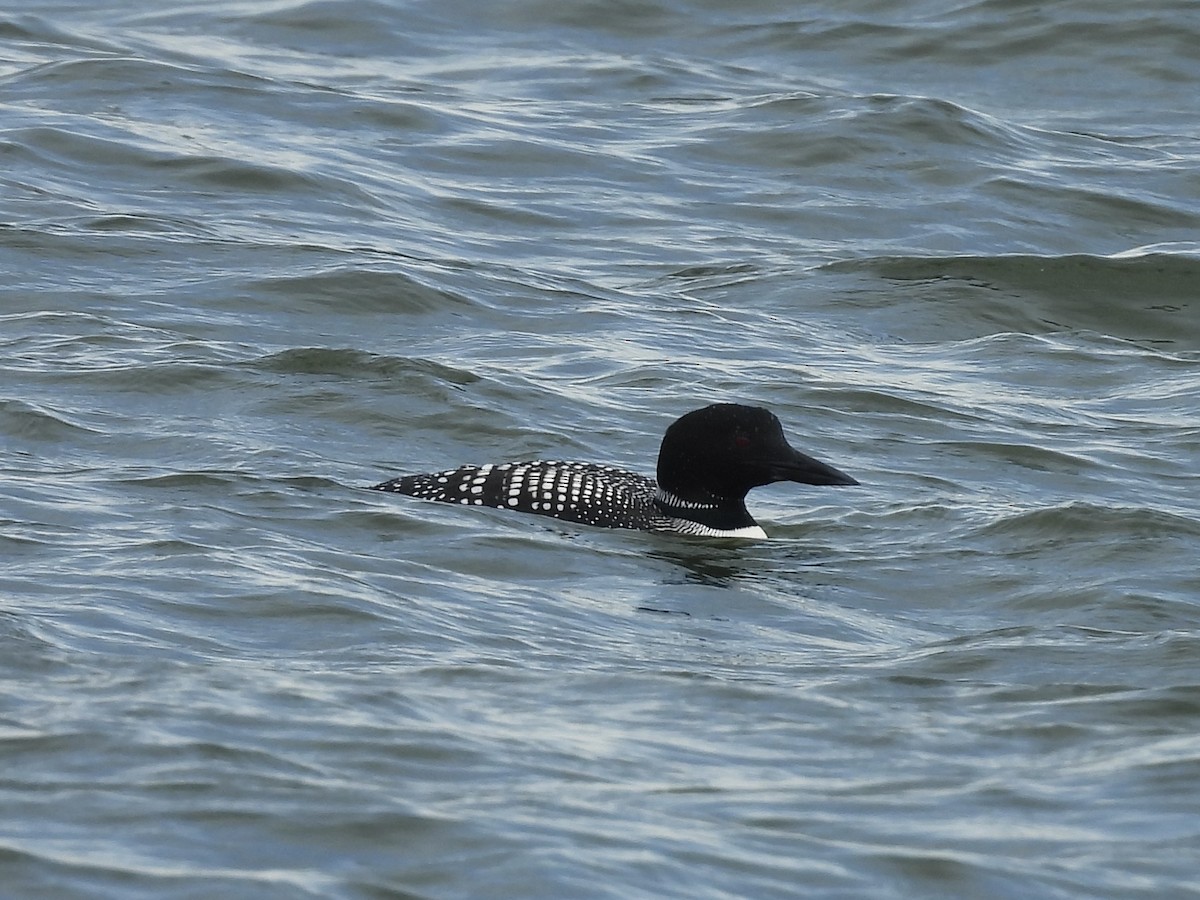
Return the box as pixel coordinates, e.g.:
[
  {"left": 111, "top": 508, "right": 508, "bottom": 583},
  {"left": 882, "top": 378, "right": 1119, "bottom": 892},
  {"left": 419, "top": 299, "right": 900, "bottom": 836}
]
[{"left": 735, "top": 435, "right": 751, "bottom": 449}]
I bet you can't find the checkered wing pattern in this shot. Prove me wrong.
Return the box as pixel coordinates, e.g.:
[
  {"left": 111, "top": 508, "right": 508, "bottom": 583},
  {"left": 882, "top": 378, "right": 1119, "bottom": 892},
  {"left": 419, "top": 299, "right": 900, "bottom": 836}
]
[{"left": 372, "top": 461, "right": 658, "bottom": 530}]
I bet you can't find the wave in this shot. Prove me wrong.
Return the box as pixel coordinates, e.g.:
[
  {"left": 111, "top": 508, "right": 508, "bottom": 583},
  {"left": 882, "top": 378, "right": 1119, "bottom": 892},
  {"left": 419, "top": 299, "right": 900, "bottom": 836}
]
[{"left": 820, "top": 250, "right": 1200, "bottom": 347}]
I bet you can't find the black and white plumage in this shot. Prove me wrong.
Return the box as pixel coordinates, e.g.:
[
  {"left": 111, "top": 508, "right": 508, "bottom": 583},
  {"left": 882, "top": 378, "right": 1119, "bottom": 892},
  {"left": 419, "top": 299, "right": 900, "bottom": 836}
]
[{"left": 370, "top": 404, "right": 858, "bottom": 538}]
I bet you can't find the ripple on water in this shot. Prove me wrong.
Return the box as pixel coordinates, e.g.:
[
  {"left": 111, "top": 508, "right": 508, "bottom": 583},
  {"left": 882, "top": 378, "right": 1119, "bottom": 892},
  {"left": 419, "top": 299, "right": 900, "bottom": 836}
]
[{"left": 2, "top": 1, "right": 1200, "bottom": 898}]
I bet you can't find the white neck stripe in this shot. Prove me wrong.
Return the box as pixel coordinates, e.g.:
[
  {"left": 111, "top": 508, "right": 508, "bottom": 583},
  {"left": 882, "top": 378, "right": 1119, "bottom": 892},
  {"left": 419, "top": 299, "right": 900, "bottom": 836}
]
[{"left": 654, "top": 488, "right": 719, "bottom": 511}]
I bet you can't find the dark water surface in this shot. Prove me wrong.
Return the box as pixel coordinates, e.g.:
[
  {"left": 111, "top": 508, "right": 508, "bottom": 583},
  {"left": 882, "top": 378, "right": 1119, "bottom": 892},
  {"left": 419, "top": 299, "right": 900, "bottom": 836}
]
[{"left": 3, "top": 1, "right": 1199, "bottom": 897}]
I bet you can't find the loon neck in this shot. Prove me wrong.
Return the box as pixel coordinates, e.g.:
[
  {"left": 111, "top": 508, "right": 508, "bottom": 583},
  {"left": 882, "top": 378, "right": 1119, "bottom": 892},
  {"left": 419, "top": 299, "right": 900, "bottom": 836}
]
[{"left": 652, "top": 487, "right": 758, "bottom": 531}]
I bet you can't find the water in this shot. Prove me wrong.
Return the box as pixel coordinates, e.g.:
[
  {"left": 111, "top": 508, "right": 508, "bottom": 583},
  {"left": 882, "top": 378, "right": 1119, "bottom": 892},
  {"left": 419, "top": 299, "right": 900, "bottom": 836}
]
[{"left": 2, "top": 1, "right": 1199, "bottom": 897}]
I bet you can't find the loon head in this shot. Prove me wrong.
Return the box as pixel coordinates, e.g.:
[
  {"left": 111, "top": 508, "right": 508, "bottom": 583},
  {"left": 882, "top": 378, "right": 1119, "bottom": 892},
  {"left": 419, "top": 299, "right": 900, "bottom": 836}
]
[{"left": 655, "top": 404, "right": 857, "bottom": 506}]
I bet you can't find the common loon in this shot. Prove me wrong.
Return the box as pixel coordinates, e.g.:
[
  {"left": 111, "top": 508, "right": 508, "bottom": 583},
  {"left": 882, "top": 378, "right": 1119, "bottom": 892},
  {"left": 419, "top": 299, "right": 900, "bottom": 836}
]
[{"left": 370, "top": 403, "right": 857, "bottom": 538}]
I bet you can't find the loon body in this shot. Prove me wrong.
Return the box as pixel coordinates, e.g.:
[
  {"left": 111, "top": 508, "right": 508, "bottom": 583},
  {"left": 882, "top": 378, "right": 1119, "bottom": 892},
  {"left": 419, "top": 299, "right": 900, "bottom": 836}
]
[{"left": 370, "top": 404, "right": 857, "bottom": 538}]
